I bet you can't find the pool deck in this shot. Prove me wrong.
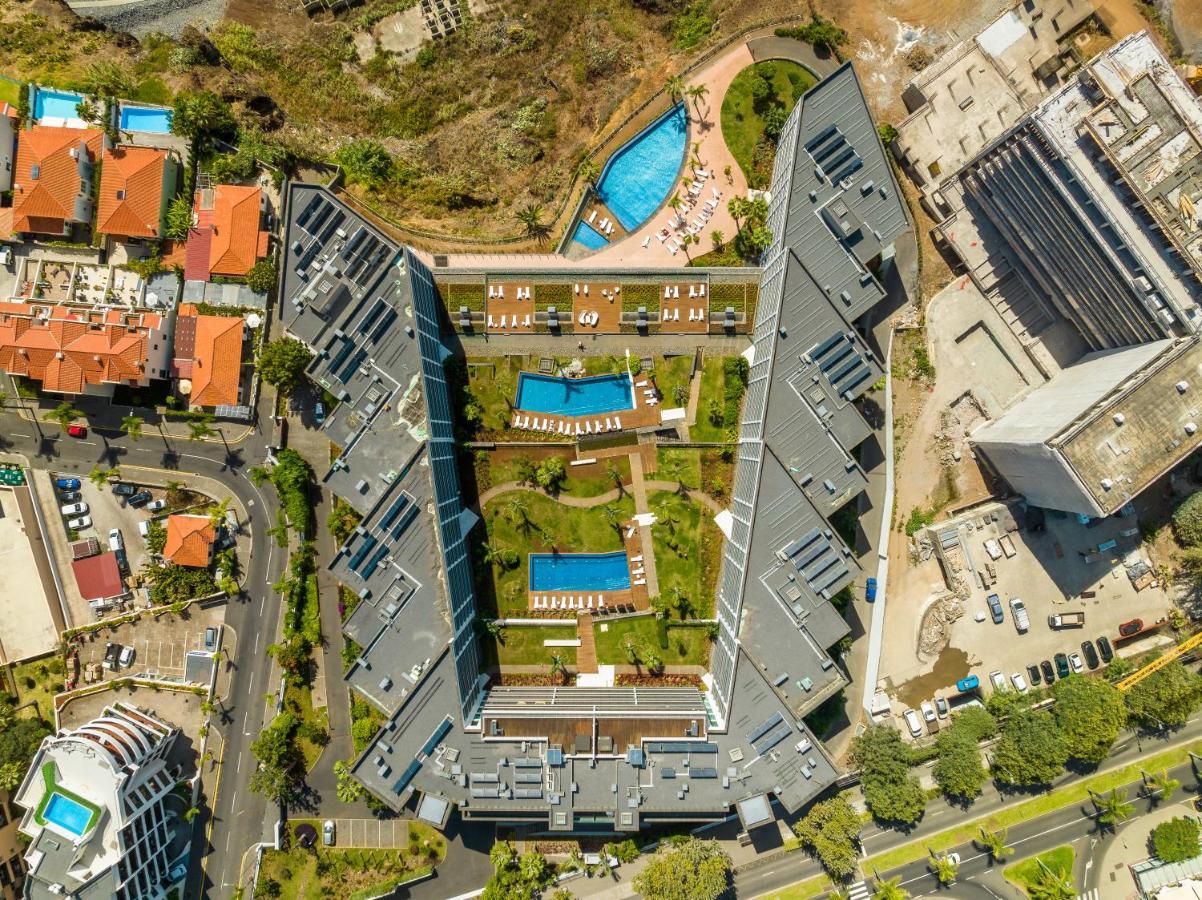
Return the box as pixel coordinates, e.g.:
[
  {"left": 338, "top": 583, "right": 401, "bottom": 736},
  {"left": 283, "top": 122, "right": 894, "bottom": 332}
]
[
  {"left": 525, "top": 523, "right": 650, "bottom": 614},
  {"left": 659, "top": 283, "right": 711, "bottom": 333},
  {"left": 571, "top": 282, "right": 623, "bottom": 333},
  {"left": 485, "top": 284, "right": 536, "bottom": 333},
  {"left": 510, "top": 372, "right": 662, "bottom": 435}
]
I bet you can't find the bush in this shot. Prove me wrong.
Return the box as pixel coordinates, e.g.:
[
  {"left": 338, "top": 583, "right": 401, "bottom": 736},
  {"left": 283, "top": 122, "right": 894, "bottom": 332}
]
[
  {"left": 673, "top": 1, "right": 715, "bottom": 50},
  {"left": 1153, "top": 817, "right": 1201, "bottom": 863},
  {"left": 246, "top": 257, "right": 277, "bottom": 294},
  {"left": 1174, "top": 491, "right": 1202, "bottom": 546},
  {"left": 335, "top": 139, "right": 394, "bottom": 189}
]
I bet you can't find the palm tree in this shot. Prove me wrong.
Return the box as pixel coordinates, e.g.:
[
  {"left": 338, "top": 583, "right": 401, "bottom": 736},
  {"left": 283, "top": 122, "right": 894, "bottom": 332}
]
[
  {"left": 872, "top": 876, "right": 909, "bottom": 900},
  {"left": 687, "top": 83, "right": 709, "bottom": 118},
  {"left": 1029, "top": 860, "right": 1075, "bottom": 900},
  {"left": 828, "top": 888, "right": 852, "bottom": 900},
  {"left": 121, "top": 414, "right": 144, "bottom": 442},
  {"left": 668, "top": 192, "right": 684, "bottom": 214},
  {"left": 549, "top": 651, "right": 568, "bottom": 684},
  {"left": 977, "top": 827, "right": 1014, "bottom": 862},
  {"left": 929, "top": 851, "right": 959, "bottom": 885},
  {"left": 506, "top": 496, "right": 531, "bottom": 533},
  {"left": 1092, "top": 787, "right": 1135, "bottom": 831},
  {"left": 489, "top": 841, "right": 517, "bottom": 872},
  {"left": 601, "top": 503, "right": 622, "bottom": 534},
  {"left": 606, "top": 460, "right": 625, "bottom": 497},
  {"left": 334, "top": 759, "right": 365, "bottom": 803},
  {"left": 660, "top": 456, "right": 686, "bottom": 495},
  {"left": 1144, "top": 769, "right": 1181, "bottom": 804},
  {"left": 681, "top": 232, "right": 698, "bottom": 262},
  {"left": 87, "top": 465, "right": 114, "bottom": 489},
  {"left": 482, "top": 540, "right": 508, "bottom": 567},
  {"left": 207, "top": 497, "right": 231, "bottom": 529},
  {"left": 48, "top": 401, "right": 83, "bottom": 429},
  {"left": 516, "top": 203, "right": 550, "bottom": 243},
  {"left": 670, "top": 586, "right": 694, "bottom": 620},
  {"left": 727, "top": 196, "right": 749, "bottom": 237},
  {"left": 188, "top": 420, "right": 217, "bottom": 441},
  {"left": 578, "top": 159, "right": 601, "bottom": 188},
  {"left": 0, "top": 389, "right": 8, "bottom": 408},
  {"left": 665, "top": 74, "right": 686, "bottom": 103}
]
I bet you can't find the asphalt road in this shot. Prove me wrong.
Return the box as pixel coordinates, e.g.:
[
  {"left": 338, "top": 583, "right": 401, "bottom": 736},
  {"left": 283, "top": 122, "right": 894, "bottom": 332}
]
[{"left": 0, "top": 395, "right": 283, "bottom": 898}]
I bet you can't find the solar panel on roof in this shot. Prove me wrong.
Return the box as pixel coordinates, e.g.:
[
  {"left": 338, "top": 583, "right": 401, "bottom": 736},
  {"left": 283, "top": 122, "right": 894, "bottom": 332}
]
[
  {"left": 305, "top": 200, "right": 333, "bottom": 237},
  {"left": 360, "top": 543, "right": 391, "bottom": 579},
  {"left": 347, "top": 535, "right": 379, "bottom": 571},
  {"left": 358, "top": 300, "right": 388, "bottom": 335},
  {"left": 319, "top": 210, "right": 346, "bottom": 244},
  {"left": 419, "top": 717, "right": 453, "bottom": 758},
  {"left": 370, "top": 308, "right": 398, "bottom": 344},
  {"left": 747, "top": 711, "right": 784, "bottom": 745},
  {"left": 296, "top": 194, "right": 321, "bottom": 229},
  {"left": 392, "top": 759, "right": 421, "bottom": 794}
]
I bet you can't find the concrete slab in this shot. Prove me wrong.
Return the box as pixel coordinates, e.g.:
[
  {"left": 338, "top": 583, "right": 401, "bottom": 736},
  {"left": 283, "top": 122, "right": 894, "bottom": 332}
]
[{"left": 0, "top": 486, "right": 58, "bottom": 661}]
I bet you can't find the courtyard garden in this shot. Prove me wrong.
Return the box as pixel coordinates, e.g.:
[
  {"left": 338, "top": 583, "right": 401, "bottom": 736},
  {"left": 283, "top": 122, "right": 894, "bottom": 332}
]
[
  {"left": 482, "top": 624, "right": 579, "bottom": 668},
  {"left": 721, "top": 60, "right": 816, "bottom": 187},
  {"left": 648, "top": 491, "right": 722, "bottom": 620},
  {"left": 651, "top": 447, "right": 737, "bottom": 503},
  {"left": 594, "top": 616, "right": 714, "bottom": 669},
  {"left": 477, "top": 447, "right": 630, "bottom": 500}
]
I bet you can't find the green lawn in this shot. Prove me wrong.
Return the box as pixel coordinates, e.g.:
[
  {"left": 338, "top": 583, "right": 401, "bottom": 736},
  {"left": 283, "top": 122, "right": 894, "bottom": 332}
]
[
  {"left": 0, "top": 79, "right": 21, "bottom": 108},
  {"left": 648, "top": 490, "right": 720, "bottom": 619},
  {"left": 487, "top": 453, "right": 630, "bottom": 499},
  {"left": 284, "top": 683, "right": 330, "bottom": 773},
  {"left": 652, "top": 355, "right": 694, "bottom": 409},
  {"left": 691, "top": 356, "right": 733, "bottom": 442},
  {"left": 464, "top": 356, "right": 522, "bottom": 434},
  {"left": 479, "top": 491, "right": 635, "bottom": 616},
  {"left": 652, "top": 448, "right": 703, "bottom": 490},
  {"left": 721, "top": 61, "right": 815, "bottom": 185},
  {"left": 1005, "top": 846, "right": 1075, "bottom": 898},
  {"left": 7, "top": 654, "right": 65, "bottom": 720},
  {"left": 593, "top": 616, "right": 712, "bottom": 667},
  {"left": 259, "top": 840, "right": 442, "bottom": 900},
  {"left": 484, "top": 624, "right": 579, "bottom": 667}
]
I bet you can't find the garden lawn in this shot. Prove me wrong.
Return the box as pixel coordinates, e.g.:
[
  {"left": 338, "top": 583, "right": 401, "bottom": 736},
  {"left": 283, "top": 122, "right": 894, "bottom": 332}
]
[
  {"left": 0, "top": 79, "right": 19, "bottom": 108},
  {"left": 284, "top": 683, "right": 329, "bottom": 773},
  {"left": 652, "top": 448, "right": 703, "bottom": 490},
  {"left": 480, "top": 491, "right": 635, "bottom": 616},
  {"left": 652, "top": 355, "right": 694, "bottom": 409},
  {"left": 1004, "top": 846, "right": 1074, "bottom": 898},
  {"left": 691, "top": 356, "right": 744, "bottom": 443},
  {"left": 721, "top": 61, "right": 815, "bottom": 184},
  {"left": 648, "top": 490, "right": 720, "bottom": 619},
  {"left": 464, "top": 356, "right": 523, "bottom": 433},
  {"left": 488, "top": 452, "right": 630, "bottom": 499},
  {"left": 7, "top": 654, "right": 65, "bottom": 720},
  {"left": 594, "top": 616, "right": 712, "bottom": 667},
  {"left": 258, "top": 842, "right": 441, "bottom": 900},
  {"left": 484, "top": 624, "right": 579, "bottom": 667}
]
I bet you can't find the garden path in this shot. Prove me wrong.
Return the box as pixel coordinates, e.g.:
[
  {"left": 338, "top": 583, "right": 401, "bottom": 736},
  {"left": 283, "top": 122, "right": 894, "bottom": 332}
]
[
  {"left": 476, "top": 480, "right": 726, "bottom": 516},
  {"left": 628, "top": 453, "right": 661, "bottom": 598},
  {"left": 576, "top": 613, "right": 598, "bottom": 674}
]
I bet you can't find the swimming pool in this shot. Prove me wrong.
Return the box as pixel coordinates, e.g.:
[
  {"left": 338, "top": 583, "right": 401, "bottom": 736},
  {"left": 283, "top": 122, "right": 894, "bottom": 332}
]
[
  {"left": 571, "top": 220, "right": 609, "bottom": 251},
  {"left": 43, "top": 792, "right": 94, "bottom": 837},
  {"left": 529, "top": 552, "right": 631, "bottom": 592},
  {"left": 34, "top": 89, "right": 87, "bottom": 123},
  {"left": 515, "top": 372, "right": 634, "bottom": 417},
  {"left": 120, "top": 105, "right": 173, "bottom": 134},
  {"left": 596, "top": 103, "right": 688, "bottom": 232}
]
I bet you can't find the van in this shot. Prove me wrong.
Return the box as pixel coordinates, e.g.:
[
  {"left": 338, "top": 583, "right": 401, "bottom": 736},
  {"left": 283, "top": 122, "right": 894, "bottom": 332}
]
[{"left": 902, "top": 708, "right": 922, "bottom": 737}]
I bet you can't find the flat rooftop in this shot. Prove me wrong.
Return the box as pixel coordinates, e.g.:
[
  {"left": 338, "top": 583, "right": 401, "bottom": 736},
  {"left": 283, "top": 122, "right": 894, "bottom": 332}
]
[{"left": 0, "top": 485, "right": 59, "bottom": 662}]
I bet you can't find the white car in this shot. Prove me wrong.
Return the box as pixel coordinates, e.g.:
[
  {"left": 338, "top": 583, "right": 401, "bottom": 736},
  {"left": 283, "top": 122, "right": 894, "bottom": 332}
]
[
  {"left": 1069, "top": 652, "right": 1085, "bottom": 673},
  {"left": 108, "top": 528, "right": 124, "bottom": 552},
  {"left": 1010, "top": 672, "right": 1029, "bottom": 693},
  {"left": 67, "top": 515, "right": 91, "bottom": 530},
  {"left": 61, "top": 502, "right": 89, "bottom": 516},
  {"left": 146, "top": 499, "right": 167, "bottom": 512},
  {"left": 139, "top": 520, "right": 150, "bottom": 539},
  {"left": 902, "top": 708, "right": 922, "bottom": 737},
  {"left": 989, "top": 670, "right": 1006, "bottom": 692},
  {"left": 322, "top": 820, "right": 336, "bottom": 847},
  {"left": 118, "top": 645, "right": 135, "bottom": 668},
  {"left": 920, "top": 701, "right": 937, "bottom": 723}
]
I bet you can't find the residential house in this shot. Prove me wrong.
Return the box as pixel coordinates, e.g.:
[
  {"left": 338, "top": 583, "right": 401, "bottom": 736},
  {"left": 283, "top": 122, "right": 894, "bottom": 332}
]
[
  {"left": 172, "top": 304, "right": 245, "bottom": 411},
  {"left": 0, "top": 104, "right": 18, "bottom": 193},
  {"left": 163, "top": 514, "right": 215, "bottom": 569},
  {"left": 0, "top": 303, "right": 171, "bottom": 396},
  {"left": 184, "top": 184, "right": 269, "bottom": 282},
  {"left": 70, "top": 552, "right": 127, "bottom": 611},
  {"left": 10, "top": 126, "right": 104, "bottom": 238},
  {"left": 95, "top": 146, "right": 178, "bottom": 244}
]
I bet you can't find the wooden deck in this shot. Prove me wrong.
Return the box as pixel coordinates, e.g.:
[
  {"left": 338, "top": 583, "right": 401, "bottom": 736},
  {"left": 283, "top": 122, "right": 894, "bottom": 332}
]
[
  {"left": 485, "top": 282, "right": 535, "bottom": 333},
  {"left": 527, "top": 518, "right": 649, "bottom": 613},
  {"left": 571, "top": 282, "right": 623, "bottom": 333},
  {"left": 660, "top": 283, "right": 710, "bottom": 334},
  {"left": 485, "top": 714, "right": 707, "bottom": 751}
]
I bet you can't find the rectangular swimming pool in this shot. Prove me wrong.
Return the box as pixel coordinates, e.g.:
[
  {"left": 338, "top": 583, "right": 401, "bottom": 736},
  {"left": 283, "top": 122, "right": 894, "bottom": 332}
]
[
  {"left": 120, "top": 105, "right": 173, "bottom": 134},
  {"left": 34, "top": 89, "right": 87, "bottom": 124},
  {"left": 529, "top": 552, "right": 631, "bottom": 592},
  {"left": 43, "top": 792, "right": 93, "bottom": 837},
  {"left": 515, "top": 372, "right": 634, "bottom": 417}
]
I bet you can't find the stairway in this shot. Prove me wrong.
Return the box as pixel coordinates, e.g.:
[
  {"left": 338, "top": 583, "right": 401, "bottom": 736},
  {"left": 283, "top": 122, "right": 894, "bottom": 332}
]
[{"left": 576, "top": 613, "right": 598, "bottom": 674}]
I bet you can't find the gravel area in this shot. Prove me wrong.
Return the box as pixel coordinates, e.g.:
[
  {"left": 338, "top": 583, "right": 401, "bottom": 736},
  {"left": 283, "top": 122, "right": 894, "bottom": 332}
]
[{"left": 65, "top": 0, "right": 229, "bottom": 37}]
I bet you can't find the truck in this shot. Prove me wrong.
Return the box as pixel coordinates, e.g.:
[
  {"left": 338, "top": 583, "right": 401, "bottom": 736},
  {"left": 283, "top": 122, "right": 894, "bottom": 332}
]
[
  {"left": 1009, "top": 597, "right": 1030, "bottom": 633},
  {"left": 1048, "top": 611, "right": 1086, "bottom": 629},
  {"left": 999, "top": 534, "right": 1017, "bottom": 558}
]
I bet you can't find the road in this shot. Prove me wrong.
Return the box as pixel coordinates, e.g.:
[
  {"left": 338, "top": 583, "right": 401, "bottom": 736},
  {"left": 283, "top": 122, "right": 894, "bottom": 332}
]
[{"left": 0, "top": 394, "right": 284, "bottom": 898}]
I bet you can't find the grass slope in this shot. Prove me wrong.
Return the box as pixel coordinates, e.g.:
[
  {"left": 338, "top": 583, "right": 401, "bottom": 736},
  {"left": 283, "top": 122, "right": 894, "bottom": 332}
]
[{"left": 720, "top": 61, "right": 815, "bottom": 184}]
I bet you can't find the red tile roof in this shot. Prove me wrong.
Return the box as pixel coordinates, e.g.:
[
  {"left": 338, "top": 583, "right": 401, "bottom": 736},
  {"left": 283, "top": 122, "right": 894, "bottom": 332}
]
[
  {"left": 12, "top": 126, "right": 104, "bottom": 235},
  {"left": 0, "top": 302, "right": 162, "bottom": 395},
  {"left": 96, "top": 146, "right": 169, "bottom": 239},
  {"left": 164, "top": 514, "right": 215, "bottom": 568},
  {"left": 174, "top": 304, "right": 244, "bottom": 408},
  {"left": 185, "top": 185, "right": 267, "bottom": 280},
  {"left": 72, "top": 552, "right": 124, "bottom": 601}
]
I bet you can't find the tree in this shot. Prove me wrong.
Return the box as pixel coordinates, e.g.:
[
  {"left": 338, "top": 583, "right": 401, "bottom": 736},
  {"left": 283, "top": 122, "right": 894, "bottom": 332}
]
[
  {"left": 763, "top": 105, "right": 788, "bottom": 140},
  {"left": 188, "top": 419, "right": 217, "bottom": 442},
  {"left": 1145, "top": 769, "right": 1181, "bottom": 804},
  {"left": 1092, "top": 788, "right": 1134, "bottom": 831},
  {"left": 88, "top": 465, "right": 113, "bottom": 489},
  {"left": 687, "top": 83, "right": 709, "bottom": 117},
  {"left": 505, "top": 496, "right": 531, "bottom": 533},
  {"left": 1153, "top": 817, "right": 1201, "bottom": 862},
  {"left": 792, "top": 795, "right": 861, "bottom": 880},
  {"left": 850, "top": 725, "right": 927, "bottom": 825},
  {"left": 334, "top": 759, "right": 364, "bottom": 803},
  {"left": 534, "top": 456, "right": 567, "bottom": 492},
  {"left": 606, "top": 460, "right": 625, "bottom": 496},
  {"left": 681, "top": 232, "right": 698, "bottom": 261},
  {"left": 489, "top": 841, "right": 517, "bottom": 873},
  {"left": 334, "top": 139, "right": 393, "bottom": 189},
  {"left": 665, "top": 74, "right": 686, "bottom": 103},
  {"left": 1174, "top": 491, "right": 1202, "bottom": 546},
  {"left": 172, "top": 90, "right": 235, "bottom": 142},
  {"left": 977, "top": 826, "right": 1014, "bottom": 862},
  {"left": 146, "top": 520, "right": 167, "bottom": 555},
  {"left": 548, "top": 651, "right": 569, "bottom": 684},
  {"left": 518, "top": 851, "right": 550, "bottom": 887},
  {"left": 932, "top": 729, "right": 987, "bottom": 801},
  {"left": 991, "top": 708, "right": 1069, "bottom": 787},
  {"left": 246, "top": 257, "right": 277, "bottom": 294},
  {"left": 633, "top": 839, "right": 730, "bottom": 900},
  {"left": 256, "top": 337, "right": 313, "bottom": 396},
  {"left": 727, "top": 196, "right": 750, "bottom": 236},
  {"left": 872, "top": 876, "right": 909, "bottom": 900},
  {"left": 579, "top": 158, "right": 601, "bottom": 187},
  {"left": 930, "top": 852, "right": 959, "bottom": 885},
  {"left": 165, "top": 193, "right": 194, "bottom": 240},
  {"left": 0, "top": 761, "right": 24, "bottom": 791},
  {"left": 121, "top": 414, "right": 144, "bottom": 442},
  {"left": 1051, "top": 674, "right": 1126, "bottom": 764},
  {"left": 1126, "top": 661, "right": 1202, "bottom": 729},
  {"left": 48, "top": 401, "right": 84, "bottom": 429},
  {"left": 1028, "top": 863, "right": 1075, "bottom": 900},
  {"left": 516, "top": 203, "right": 550, "bottom": 243}
]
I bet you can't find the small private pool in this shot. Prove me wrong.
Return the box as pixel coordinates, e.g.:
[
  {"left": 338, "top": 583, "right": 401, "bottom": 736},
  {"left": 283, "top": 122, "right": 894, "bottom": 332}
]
[
  {"left": 571, "top": 220, "right": 609, "bottom": 251},
  {"left": 34, "top": 88, "right": 87, "bottom": 125},
  {"left": 515, "top": 372, "right": 634, "bottom": 417},
  {"left": 529, "top": 551, "right": 631, "bottom": 592},
  {"left": 120, "top": 104, "right": 173, "bottom": 134},
  {"left": 43, "top": 791, "right": 95, "bottom": 837},
  {"left": 596, "top": 103, "right": 688, "bottom": 232}
]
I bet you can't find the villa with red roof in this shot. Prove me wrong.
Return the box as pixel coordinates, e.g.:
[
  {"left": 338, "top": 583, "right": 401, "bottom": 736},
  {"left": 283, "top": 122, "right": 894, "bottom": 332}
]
[
  {"left": 184, "top": 184, "right": 270, "bottom": 282},
  {"left": 10, "top": 125, "right": 105, "bottom": 238},
  {"left": 95, "top": 146, "right": 179, "bottom": 243},
  {"left": 163, "top": 514, "right": 216, "bottom": 569},
  {"left": 172, "top": 303, "right": 246, "bottom": 410}
]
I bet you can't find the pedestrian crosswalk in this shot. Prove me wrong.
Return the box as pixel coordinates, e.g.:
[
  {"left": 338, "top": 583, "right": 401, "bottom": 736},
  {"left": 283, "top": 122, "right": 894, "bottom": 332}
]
[
  {"left": 847, "top": 881, "right": 870, "bottom": 900},
  {"left": 1076, "top": 890, "right": 1099, "bottom": 900}
]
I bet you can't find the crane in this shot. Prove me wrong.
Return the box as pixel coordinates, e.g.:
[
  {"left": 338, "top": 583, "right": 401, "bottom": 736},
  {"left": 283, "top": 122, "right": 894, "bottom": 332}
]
[{"left": 1116, "top": 629, "right": 1202, "bottom": 690}]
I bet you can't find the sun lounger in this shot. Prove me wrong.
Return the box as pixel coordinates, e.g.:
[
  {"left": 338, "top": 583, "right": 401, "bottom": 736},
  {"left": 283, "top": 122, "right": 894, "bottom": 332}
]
[
  {"left": 575, "top": 422, "right": 583, "bottom": 436},
  {"left": 634, "top": 578, "right": 646, "bottom": 586},
  {"left": 606, "top": 223, "right": 614, "bottom": 235},
  {"left": 712, "top": 187, "right": 722, "bottom": 198},
  {"left": 512, "top": 413, "right": 520, "bottom": 427},
  {"left": 633, "top": 568, "right": 645, "bottom": 577},
  {"left": 605, "top": 417, "right": 614, "bottom": 430},
  {"left": 579, "top": 311, "right": 588, "bottom": 325},
  {"left": 673, "top": 309, "right": 680, "bottom": 321},
  {"left": 664, "top": 286, "right": 671, "bottom": 299},
  {"left": 642, "top": 236, "right": 651, "bottom": 248},
  {"left": 488, "top": 286, "right": 495, "bottom": 299},
  {"left": 488, "top": 315, "right": 496, "bottom": 328},
  {"left": 630, "top": 555, "right": 642, "bottom": 563},
  {"left": 635, "top": 379, "right": 648, "bottom": 387},
  {"left": 613, "top": 416, "right": 621, "bottom": 429},
  {"left": 523, "top": 314, "right": 531, "bottom": 327},
  {"left": 585, "top": 420, "right": 593, "bottom": 434},
  {"left": 588, "top": 210, "right": 597, "bottom": 224},
  {"left": 647, "top": 398, "right": 658, "bottom": 406},
  {"left": 673, "top": 286, "right": 680, "bottom": 298},
  {"left": 583, "top": 284, "right": 589, "bottom": 295},
  {"left": 696, "top": 169, "right": 710, "bottom": 178},
  {"left": 656, "top": 230, "right": 669, "bottom": 242},
  {"left": 689, "top": 286, "right": 697, "bottom": 298},
  {"left": 589, "top": 311, "right": 599, "bottom": 326},
  {"left": 700, "top": 284, "right": 706, "bottom": 297},
  {"left": 667, "top": 244, "right": 678, "bottom": 255},
  {"left": 575, "top": 283, "right": 580, "bottom": 294},
  {"left": 597, "top": 598, "right": 606, "bottom": 609},
  {"left": 587, "top": 598, "right": 594, "bottom": 609},
  {"left": 704, "top": 198, "right": 719, "bottom": 210}
]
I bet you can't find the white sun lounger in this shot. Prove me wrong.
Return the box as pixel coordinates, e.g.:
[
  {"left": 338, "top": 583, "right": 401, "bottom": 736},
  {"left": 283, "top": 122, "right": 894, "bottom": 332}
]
[
  {"left": 523, "top": 314, "right": 531, "bottom": 327},
  {"left": 700, "top": 284, "right": 706, "bottom": 297},
  {"left": 667, "top": 244, "right": 678, "bottom": 255},
  {"left": 589, "top": 311, "right": 599, "bottom": 326},
  {"left": 704, "top": 198, "right": 719, "bottom": 210},
  {"left": 613, "top": 416, "right": 621, "bottom": 429},
  {"left": 488, "top": 286, "right": 495, "bottom": 299},
  {"left": 588, "top": 210, "right": 597, "bottom": 224},
  {"left": 583, "top": 284, "right": 589, "bottom": 295},
  {"left": 689, "top": 286, "right": 697, "bottom": 298},
  {"left": 635, "top": 379, "right": 648, "bottom": 387},
  {"left": 642, "top": 236, "right": 651, "bottom": 248},
  {"left": 712, "top": 187, "right": 722, "bottom": 198},
  {"left": 597, "top": 598, "right": 606, "bottom": 609},
  {"left": 579, "top": 311, "right": 588, "bottom": 324},
  {"left": 499, "top": 315, "right": 507, "bottom": 328},
  {"left": 673, "top": 309, "right": 681, "bottom": 321},
  {"left": 664, "top": 286, "right": 671, "bottom": 299},
  {"left": 605, "top": 222, "right": 614, "bottom": 235},
  {"left": 575, "top": 422, "right": 583, "bottom": 436},
  {"left": 488, "top": 315, "right": 496, "bottom": 328},
  {"left": 647, "top": 398, "right": 658, "bottom": 406},
  {"left": 574, "top": 283, "right": 580, "bottom": 294},
  {"left": 634, "top": 578, "right": 646, "bottom": 586},
  {"left": 605, "top": 417, "right": 614, "bottom": 430},
  {"left": 585, "top": 421, "right": 593, "bottom": 434}
]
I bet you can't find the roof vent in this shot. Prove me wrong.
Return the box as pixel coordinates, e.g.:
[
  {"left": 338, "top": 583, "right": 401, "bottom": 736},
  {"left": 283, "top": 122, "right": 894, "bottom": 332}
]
[
  {"left": 1101, "top": 478, "right": 1113, "bottom": 491},
  {"left": 1187, "top": 422, "right": 1198, "bottom": 435},
  {"left": 1113, "top": 413, "right": 1125, "bottom": 426},
  {"left": 1178, "top": 381, "right": 1190, "bottom": 394}
]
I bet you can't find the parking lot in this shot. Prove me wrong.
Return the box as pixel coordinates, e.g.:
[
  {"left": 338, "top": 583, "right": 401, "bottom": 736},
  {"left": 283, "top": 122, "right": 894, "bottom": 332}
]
[{"left": 881, "top": 500, "right": 1173, "bottom": 732}]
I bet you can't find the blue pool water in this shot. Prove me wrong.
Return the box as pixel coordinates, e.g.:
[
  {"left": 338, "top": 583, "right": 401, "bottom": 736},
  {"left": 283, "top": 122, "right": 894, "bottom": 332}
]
[
  {"left": 34, "top": 89, "right": 87, "bottom": 123},
  {"left": 572, "top": 220, "right": 609, "bottom": 251},
  {"left": 44, "top": 792, "right": 92, "bottom": 836},
  {"left": 120, "top": 106, "right": 173, "bottom": 134},
  {"left": 515, "top": 372, "right": 634, "bottom": 416},
  {"left": 529, "top": 552, "right": 632, "bottom": 592},
  {"left": 596, "top": 103, "right": 688, "bottom": 231}
]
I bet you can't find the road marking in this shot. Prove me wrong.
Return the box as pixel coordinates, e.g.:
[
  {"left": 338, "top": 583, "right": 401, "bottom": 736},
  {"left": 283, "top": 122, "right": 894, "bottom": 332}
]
[
  {"left": 847, "top": 881, "right": 869, "bottom": 900},
  {"left": 1077, "top": 890, "right": 1099, "bottom": 900}
]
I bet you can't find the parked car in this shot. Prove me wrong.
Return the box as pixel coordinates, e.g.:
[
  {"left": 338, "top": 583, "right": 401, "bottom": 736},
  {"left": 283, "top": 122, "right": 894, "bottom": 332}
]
[
  {"left": 145, "top": 498, "right": 167, "bottom": 512},
  {"left": 118, "top": 646, "right": 135, "bottom": 668},
  {"left": 865, "top": 577, "right": 877, "bottom": 602},
  {"left": 987, "top": 593, "right": 1004, "bottom": 625},
  {"left": 902, "top": 709, "right": 923, "bottom": 737},
  {"left": 204, "top": 627, "right": 218, "bottom": 651},
  {"left": 113, "top": 548, "right": 128, "bottom": 574},
  {"left": 66, "top": 424, "right": 87, "bottom": 438},
  {"left": 66, "top": 515, "right": 91, "bottom": 530},
  {"left": 111, "top": 482, "right": 137, "bottom": 497},
  {"left": 1054, "top": 653, "right": 1071, "bottom": 679},
  {"left": 127, "top": 491, "right": 153, "bottom": 508},
  {"left": 1069, "top": 652, "right": 1084, "bottom": 673},
  {"left": 1009, "top": 597, "right": 1030, "bottom": 633},
  {"left": 60, "top": 502, "right": 88, "bottom": 516},
  {"left": 921, "top": 701, "right": 937, "bottom": 723},
  {"left": 1048, "top": 612, "right": 1086, "bottom": 629},
  {"left": 1119, "top": 618, "right": 1144, "bottom": 637},
  {"left": 1027, "top": 663, "right": 1042, "bottom": 686},
  {"left": 103, "top": 643, "right": 120, "bottom": 670},
  {"left": 322, "top": 820, "right": 336, "bottom": 847},
  {"left": 58, "top": 490, "right": 81, "bottom": 503},
  {"left": 138, "top": 520, "right": 150, "bottom": 539},
  {"left": 989, "top": 670, "right": 1006, "bottom": 692},
  {"left": 1041, "top": 659, "right": 1056, "bottom": 683},
  {"left": 1011, "top": 672, "right": 1029, "bottom": 693},
  {"left": 55, "top": 477, "right": 80, "bottom": 491},
  {"left": 955, "top": 674, "right": 979, "bottom": 693},
  {"left": 1096, "top": 636, "right": 1114, "bottom": 663},
  {"left": 1081, "top": 641, "right": 1100, "bottom": 669},
  {"left": 108, "top": 528, "right": 124, "bottom": 552},
  {"left": 935, "top": 696, "right": 949, "bottom": 719},
  {"left": 314, "top": 402, "right": 326, "bottom": 425}
]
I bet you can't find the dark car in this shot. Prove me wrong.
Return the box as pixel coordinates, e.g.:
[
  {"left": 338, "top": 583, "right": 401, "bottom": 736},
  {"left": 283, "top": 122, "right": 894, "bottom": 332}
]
[
  {"left": 1054, "top": 653, "right": 1071, "bottom": 679},
  {"left": 987, "top": 593, "right": 1004, "bottom": 625},
  {"left": 55, "top": 477, "right": 80, "bottom": 491},
  {"left": 113, "top": 548, "right": 128, "bottom": 574},
  {"left": 1027, "top": 663, "right": 1042, "bottom": 686},
  {"left": 865, "top": 577, "right": 877, "bottom": 603},
  {"left": 1096, "top": 636, "right": 1114, "bottom": 663},
  {"left": 110, "top": 482, "right": 137, "bottom": 497},
  {"left": 127, "top": 490, "right": 153, "bottom": 508},
  {"left": 1080, "top": 640, "right": 1100, "bottom": 669},
  {"left": 1119, "top": 618, "right": 1144, "bottom": 637},
  {"left": 1041, "top": 659, "right": 1056, "bottom": 683}
]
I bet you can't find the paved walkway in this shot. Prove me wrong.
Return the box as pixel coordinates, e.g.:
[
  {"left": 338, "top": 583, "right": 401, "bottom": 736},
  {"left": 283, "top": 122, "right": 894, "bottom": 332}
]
[
  {"left": 457, "top": 334, "right": 751, "bottom": 355},
  {"left": 628, "top": 453, "right": 660, "bottom": 598},
  {"left": 576, "top": 613, "right": 598, "bottom": 674},
  {"left": 478, "top": 480, "right": 725, "bottom": 515}
]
